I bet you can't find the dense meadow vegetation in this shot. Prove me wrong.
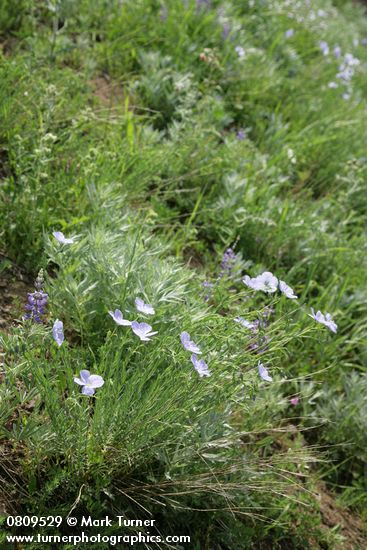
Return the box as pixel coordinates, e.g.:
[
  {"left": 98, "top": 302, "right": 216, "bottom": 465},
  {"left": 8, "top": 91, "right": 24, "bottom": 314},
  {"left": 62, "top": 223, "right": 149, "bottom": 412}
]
[{"left": 0, "top": 0, "right": 367, "bottom": 548}]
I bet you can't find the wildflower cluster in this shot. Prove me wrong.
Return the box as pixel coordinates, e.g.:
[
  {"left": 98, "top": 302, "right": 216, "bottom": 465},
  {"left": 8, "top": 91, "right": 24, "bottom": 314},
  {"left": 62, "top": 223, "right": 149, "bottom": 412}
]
[
  {"left": 240, "top": 270, "right": 337, "bottom": 381},
  {"left": 180, "top": 332, "right": 211, "bottom": 377},
  {"left": 243, "top": 271, "right": 297, "bottom": 299},
  {"left": 271, "top": 0, "right": 328, "bottom": 25},
  {"left": 109, "top": 298, "right": 157, "bottom": 342},
  {"left": 335, "top": 53, "right": 360, "bottom": 100},
  {"left": 109, "top": 301, "right": 211, "bottom": 376},
  {"left": 22, "top": 234, "right": 101, "bottom": 396},
  {"left": 199, "top": 245, "right": 338, "bottom": 383},
  {"left": 243, "top": 270, "right": 336, "bottom": 333},
  {"left": 23, "top": 231, "right": 338, "bottom": 396},
  {"left": 316, "top": 40, "right": 361, "bottom": 100}
]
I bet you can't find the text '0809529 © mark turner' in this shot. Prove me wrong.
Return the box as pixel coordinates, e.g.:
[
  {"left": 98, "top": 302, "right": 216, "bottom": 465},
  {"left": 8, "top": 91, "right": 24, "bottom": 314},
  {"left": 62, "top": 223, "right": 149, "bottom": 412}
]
[{"left": 80, "top": 516, "right": 156, "bottom": 527}]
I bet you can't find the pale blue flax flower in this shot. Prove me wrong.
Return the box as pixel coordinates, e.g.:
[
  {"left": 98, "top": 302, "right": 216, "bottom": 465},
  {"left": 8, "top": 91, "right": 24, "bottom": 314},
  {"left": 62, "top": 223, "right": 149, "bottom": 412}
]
[
  {"left": 52, "top": 231, "right": 75, "bottom": 245},
  {"left": 243, "top": 271, "right": 278, "bottom": 293},
  {"left": 109, "top": 309, "right": 132, "bottom": 326},
  {"left": 334, "top": 45, "right": 341, "bottom": 58},
  {"left": 319, "top": 40, "right": 329, "bottom": 56},
  {"left": 191, "top": 354, "right": 211, "bottom": 377},
  {"left": 285, "top": 29, "right": 294, "bottom": 38},
  {"left": 180, "top": 332, "right": 202, "bottom": 354},
  {"left": 52, "top": 319, "right": 64, "bottom": 347},
  {"left": 135, "top": 297, "right": 155, "bottom": 315},
  {"left": 235, "top": 46, "right": 245, "bottom": 59},
  {"left": 243, "top": 275, "right": 258, "bottom": 290},
  {"left": 234, "top": 317, "right": 256, "bottom": 330},
  {"left": 131, "top": 321, "right": 158, "bottom": 341},
  {"left": 74, "top": 370, "right": 104, "bottom": 395},
  {"left": 279, "top": 280, "right": 298, "bottom": 299},
  {"left": 309, "top": 308, "right": 337, "bottom": 333},
  {"left": 258, "top": 362, "right": 272, "bottom": 382}
]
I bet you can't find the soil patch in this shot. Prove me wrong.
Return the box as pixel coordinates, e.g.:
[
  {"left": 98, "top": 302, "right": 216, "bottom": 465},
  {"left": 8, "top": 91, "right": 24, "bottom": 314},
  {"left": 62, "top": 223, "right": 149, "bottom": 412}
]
[
  {"left": 317, "top": 483, "right": 366, "bottom": 549},
  {"left": 0, "top": 37, "right": 18, "bottom": 56},
  {"left": 0, "top": 254, "right": 30, "bottom": 333},
  {"left": 90, "top": 75, "right": 126, "bottom": 108}
]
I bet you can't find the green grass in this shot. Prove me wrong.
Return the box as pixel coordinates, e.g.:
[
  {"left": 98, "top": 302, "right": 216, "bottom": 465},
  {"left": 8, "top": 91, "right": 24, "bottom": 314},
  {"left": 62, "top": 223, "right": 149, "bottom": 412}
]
[{"left": 1, "top": 0, "right": 367, "bottom": 548}]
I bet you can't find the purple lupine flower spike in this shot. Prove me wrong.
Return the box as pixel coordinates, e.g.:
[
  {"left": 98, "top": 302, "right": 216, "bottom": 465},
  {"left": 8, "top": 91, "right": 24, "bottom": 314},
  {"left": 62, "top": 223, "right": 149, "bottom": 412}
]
[
  {"left": 191, "top": 354, "right": 211, "bottom": 377},
  {"left": 222, "top": 22, "right": 230, "bottom": 39},
  {"left": 135, "top": 298, "right": 155, "bottom": 315},
  {"left": 180, "top": 332, "right": 202, "bottom": 354},
  {"left": 23, "top": 269, "right": 48, "bottom": 323},
  {"left": 220, "top": 248, "right": 237, "bottom": 278},
  {"left": 74, "top": 370, "right": 104, "bottom": 395},
  {"left": 52, "top": 231, "right": 75, "bottom": 245},
  {"left": 109, "top": 309, "right": 132, "bottom": 326},
  {"left": 52, "top": 319, "right": 64, "bottom": 346},
  {"left": 131, "top": 322, "right": 158, "bottom": 341}
]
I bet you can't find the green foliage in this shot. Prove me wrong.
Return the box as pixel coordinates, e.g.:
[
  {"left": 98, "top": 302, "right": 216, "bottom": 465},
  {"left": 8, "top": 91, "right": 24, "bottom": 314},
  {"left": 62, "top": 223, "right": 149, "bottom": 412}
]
[
  {"left": 311, "top": 372, "right": 367, "bottom": 510},
  {"left": 0, "top": 0, "right": 29, "bottom": 37}
]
